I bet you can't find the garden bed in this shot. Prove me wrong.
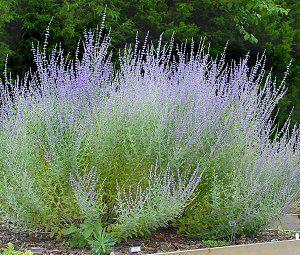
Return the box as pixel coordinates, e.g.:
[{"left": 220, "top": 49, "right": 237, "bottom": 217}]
[{"left": 0, "top": 224, "right": 296, "bottom": 255}]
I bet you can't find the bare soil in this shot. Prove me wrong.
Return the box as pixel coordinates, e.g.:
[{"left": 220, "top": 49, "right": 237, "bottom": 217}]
[{"left": 0, "top": 224, "right": 295, "bottom": 255}]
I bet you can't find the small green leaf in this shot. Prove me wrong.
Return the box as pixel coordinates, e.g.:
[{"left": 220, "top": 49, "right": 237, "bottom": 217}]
[
  {"left": 246, "top": 3, "right": 252, "bottom": 10},
  {"left": 243, "top": 33, "right": 250, "bottom": 41},
  {"left": 64, "top": 225, "right": 79, "bottom": 235},
  {"left": 227, "top": 2, "right": 233, "bottom": 9},
  {"left": 82, "top": 227, "right": 94, "bottom": 239},
  {"left": 244, "top": 34, "right": 258, "bottom": 44},
  {"left": 70, "top": 236, "right": 88, "bottom": 248},
  {"left": 49, "top": 230, "right": 56, "bottom": 238}
]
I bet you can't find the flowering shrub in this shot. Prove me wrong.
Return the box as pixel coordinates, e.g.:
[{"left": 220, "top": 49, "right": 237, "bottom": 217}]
[
  {"left": 0, "top": 18, "right": 299, "bottom": 241},
  {"left": 113, "top": 164, "right": 201, "bottom": 240},
  {"left": 176, "top": 134, "right": 300, "bottom": 240}
]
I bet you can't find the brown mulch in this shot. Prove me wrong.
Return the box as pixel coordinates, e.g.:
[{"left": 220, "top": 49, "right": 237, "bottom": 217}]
[{"left": 0, "top": 224, "right": 296, "bottom": 255}]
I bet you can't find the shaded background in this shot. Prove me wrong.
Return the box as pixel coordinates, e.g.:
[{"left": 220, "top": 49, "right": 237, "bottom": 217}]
[{"left": 0, "top": 0, "right": 299, "bottom": 124}]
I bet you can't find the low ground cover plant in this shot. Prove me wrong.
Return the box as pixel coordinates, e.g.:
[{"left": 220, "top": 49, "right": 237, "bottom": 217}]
[
  {"left": 0, "top": 17, "right": 299, "bottom": 254},
  {"left": 1, "top": 243, "right": 32, "bottom": 255}
]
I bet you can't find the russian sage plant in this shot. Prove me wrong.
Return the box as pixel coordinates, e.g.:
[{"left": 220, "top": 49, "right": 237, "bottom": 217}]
[
  {"left": 69, "top": 170, "right": 102, "bottom": 221},
  {"left": 113, "top": 164, "right": 201, "bottom": 240},
  {"left": 0, "top": 17, "right": 298, "bottom": 241}
]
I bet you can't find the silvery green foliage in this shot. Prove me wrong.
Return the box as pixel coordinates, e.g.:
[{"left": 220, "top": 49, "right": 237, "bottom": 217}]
[
  {"left": 177, "top": 110, "right": 300, "bottom": 239},
  {"left": 0, "top": 23, "right": 113, "bottom": 228},
  {"left": 69, "top": 170, "right": 102, "bottom": 221},
  {"left": 207, "top": 130, "right": 300, "bottom": 238},
  {"left": 0, "top": 16, "right": 298, "bottom": 238},
  {"left": 113, "top": 164, "right": 201, "bottom": 239}
]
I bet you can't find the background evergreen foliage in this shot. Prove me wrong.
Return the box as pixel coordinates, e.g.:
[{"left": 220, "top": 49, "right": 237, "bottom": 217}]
[{"left": 0, "top": 0, "right": 299, "bottom": 123}]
